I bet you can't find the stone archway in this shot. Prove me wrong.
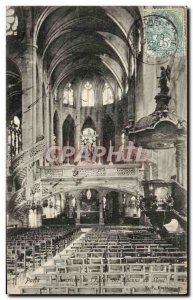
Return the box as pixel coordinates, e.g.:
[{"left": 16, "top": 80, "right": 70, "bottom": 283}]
[{"left": 104, "top": 191, "right": 123, "bottom": 225}]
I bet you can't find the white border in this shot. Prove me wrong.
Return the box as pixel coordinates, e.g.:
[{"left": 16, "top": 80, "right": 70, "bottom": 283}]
[{"left": 1, "top": 1, "right": 192, "bottom": 299}]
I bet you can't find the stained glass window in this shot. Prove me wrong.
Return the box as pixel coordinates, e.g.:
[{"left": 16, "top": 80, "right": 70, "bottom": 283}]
[
  {"left": 63, "top": 83, "right": 74, "bottom": 106},
  {"left": 102, "top": 82, "right": 114, "bottom": 105},
  {"left": 8, "top": 116, "right": 22, "bottom": 161},
  {"left": 81, "top": 81, "right": 94, "bottom": 107},
  {"left": 6, "top": 6, "right": 18, "bottom": 36}
]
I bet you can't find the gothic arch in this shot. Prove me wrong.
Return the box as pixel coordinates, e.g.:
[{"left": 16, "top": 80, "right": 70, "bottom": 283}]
[
  {"left": 63, "top": 115, "right": 75, "bottom": 147},
  {"left": 81, "top": 116, "right": 96, "bottom": 131},
  {"left": 53, "top": 110, "right": 60, "bottom": 146}
]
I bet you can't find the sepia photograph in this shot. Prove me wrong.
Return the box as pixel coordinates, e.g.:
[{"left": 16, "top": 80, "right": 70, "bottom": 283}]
[{"left": 6, "top": 5, "right": 188, "bottom": 295}]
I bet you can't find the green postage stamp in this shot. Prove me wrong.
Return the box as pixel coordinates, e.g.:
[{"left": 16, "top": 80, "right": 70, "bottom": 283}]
[{"left": 143, "top": 7, "right": 186, "bottom": 58}]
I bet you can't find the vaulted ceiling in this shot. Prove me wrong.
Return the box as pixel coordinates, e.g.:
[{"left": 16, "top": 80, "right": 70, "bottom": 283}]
[{"left": 34, "top": 6, "right": 141, "bottom": 92}]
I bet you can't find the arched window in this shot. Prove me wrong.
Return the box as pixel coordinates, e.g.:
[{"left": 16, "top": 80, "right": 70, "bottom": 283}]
[
  {"left": 8, "top": 116, "right": 22, "bottom": 161},
  {"left": 117, "top": 86, "right": 122, "bottom": 101},
  {"left": 81, "top": 81, "right": 94, "bottom": 107},
  {"left": 53, "top": 111, "right": 59, "bottom": 146},
  {"left": 63, "top": 83, "right": 74, "bottom": 106},
  {"left": 63, "top": 115, "right": 75, "bottom": 164},
  {"left": 103, "top": 115, "right": 115, "bottom": 163},
  {"left": 63, "top": 115, "right": 75, "bottom": 147},
  {"left": 54, "top": 88, "right": 57, "bottom": 101},
  {"left": 131, "top": 55, "right": 135, "bottom": 76},
  {"left": 102, "top": 82, "right": 114, "bottom": 105},
  {"left": 6, "top": 6, "right": 18, "bottom": 36}
]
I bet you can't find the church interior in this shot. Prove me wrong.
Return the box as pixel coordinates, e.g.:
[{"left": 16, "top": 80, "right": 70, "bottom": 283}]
[{"left": 6, "top": 6, "right": 187, "bottom": 295}]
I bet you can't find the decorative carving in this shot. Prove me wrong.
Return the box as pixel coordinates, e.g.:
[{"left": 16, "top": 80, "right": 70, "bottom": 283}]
[
  {"left": 15, "top": 189, "right": 26, "bottom": 205},
  {"left": 15, "top": 167, "right": 27, "bottom": 187},
  {"left": 78, "top": 168, "right": 105, "bottom": 177},
  {"left": 29, "top": 141, "right": 46, "bottom": 158},
  {"left": 42, "top": 186, "right": 49, "bottom": 196},
  {"left": 117, "top": 168, "right": 135, "bottom": 176},
  {"left": 139, "top": 169, "right": 145, "bottom": 180},
  {"left": 8, "top": 187, "right": 26, "bottom": 214},
  {"left": 12, "top": 153, "right": 24, "bottom": 169},
  {"left": 30, "top": 183, "right": 41, "bottom": 196},
  {"left": 45, "top": 169, "right": 63, "bottom": 177},
  {"left": 157, "top": 65, "right": 171, "bottom": 95},
  {"left": 12, "top": 139, "right": 45, "bottom": 171}
]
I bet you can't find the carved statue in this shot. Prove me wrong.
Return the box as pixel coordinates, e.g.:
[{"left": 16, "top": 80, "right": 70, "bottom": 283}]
[{"left": 157, "top": 65, "right": 171, "bottom": 95}]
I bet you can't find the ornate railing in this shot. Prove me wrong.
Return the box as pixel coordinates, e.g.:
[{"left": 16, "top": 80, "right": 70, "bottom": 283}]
[
  {"left": 11, "top": 138, "right": 46, "bottom": 172},
  {"left": 171, "top": 181, "right": 187, "bottom": 216},
  {"left": 7, "top": 186, "right": 26, "bottom": 213},
  {"left": 8, "top": 179, "right": 43, "bottom": 213},
  {"left": 40, "top": 164, "right": 140, "bottom": 179}
]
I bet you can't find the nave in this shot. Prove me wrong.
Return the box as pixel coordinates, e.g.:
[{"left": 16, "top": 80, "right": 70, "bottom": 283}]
[
  {"left": 6, "top": 6, "right": 187, "bottom": 296},
  {"left": 7, "top": 225, "right": 187, "bottom": 295}
]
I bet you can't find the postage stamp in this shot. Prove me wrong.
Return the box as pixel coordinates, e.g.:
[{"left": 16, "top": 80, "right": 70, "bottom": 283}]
[
  {"left": 128, "top": 7, "right": 186, "bottom": 64},
  {"left": 143, "top": 7, "right": 186, "bottom": 58}
]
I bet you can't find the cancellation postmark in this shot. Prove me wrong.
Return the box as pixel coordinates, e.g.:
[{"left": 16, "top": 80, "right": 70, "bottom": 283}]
[{"left": 128, "top": 7, "right": 186, "bottom": 65}]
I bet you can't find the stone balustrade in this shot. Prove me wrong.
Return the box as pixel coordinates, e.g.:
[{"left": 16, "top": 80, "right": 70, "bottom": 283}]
[
  {"left": 40, "top": 163, "right": 140, "bottom": 179},
  {"left": 11, "top": 138, "right": 46, "bottom": 172}
]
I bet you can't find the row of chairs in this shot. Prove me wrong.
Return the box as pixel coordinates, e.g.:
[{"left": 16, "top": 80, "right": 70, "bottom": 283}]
[
  {"left": 7, "top": 225, "right": 80, "bottom": 285},
  {"left": 20, "top": 227, "right": 187, "bottom": 294}
]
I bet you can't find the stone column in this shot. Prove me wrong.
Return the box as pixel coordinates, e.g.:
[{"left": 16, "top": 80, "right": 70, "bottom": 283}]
[
  {"left": 28, "top": 209, "right": 36, "bottom": 227},
  {"left": 97, "top": 108, "right": 103, "bottom": 164},
  {"left": 175, "top": 141, "right": 186, "bottom": 187},
  {"left": 144, "top": 162, "right": 153, "bottom": 181},
  {"left": 36, "top": 62, "right": 43, "bottom": 138},
  {"left": 99, "top": 191, "right": 105, "bottom": 225},
  {"left": 149, "top": 163, "right": 153, "bottom": 180},
  {"left": 60, "top": 192, "right": 65, "bottom": 213},
  {"left": 99, "top": 200, "right": 104, "bottom": 225},
  {"left": 76, "top": 198, "right": 80, "bottom": 225},
  {"left": 45, "top": 89, "right": 50, "bottom": 146},
  {"left": 36, "top": 207, "right": 42, "bottom": 227},
  {"left": 23, "top": 209, "right": 29, "bottom": 228},
  {"left": 75, "top": 87, "right": 81, "bottom": 151},
  {"left": 55, "top": 194, "right": 61, "bottom": 216},
  {"left": 49, "top": 91, "right": 54, "bottom": 146},
  {"left": 21, "top": 43, "right": 37, "bottom": 147},
  {"left": 20, "top": 8, "right": 37, "bottom": 148},
  {"left": 57, "top": 119, "right": 63, "bottom": 149}
]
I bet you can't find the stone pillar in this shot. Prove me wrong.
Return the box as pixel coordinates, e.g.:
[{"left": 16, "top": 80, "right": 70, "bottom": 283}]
[
  {"left": 60, "top": 192, "right": 65, "bottom": 213},
  {"left": 23, "top": 210, "right": 29, "bottom": 228},
  {"left": 57, "top": 97, "right": 63, "bottom": 149},
  {"left": 144, "top": 162, "right": 153, "bottom": 181},
  {"left": 75, "top": 89, "right": 81, "bottom": 150},
  {"left": 149, "top": 163, "right": 153, "bottom": 180},
  {"left": 99, "top": 200, "right": 104, "bottom": 225},
  {"left": 21, "top": 43, "right": 37, "bottom": 147},
  {"left": 175, "top": 141, "right": 186, "bottom": 187},
  {"left": 36, "top": 207, "right": 42, "bottom": 227},
  {"left": 45, "top": 89, "right": 50, "bottom": 146},
  {"left": 49, "top": 91, "right": 54, "bottom": 146},
  {"left": 57, "top": 119, "right": 63, "bottom": 148},
  {"left": 76, "top": 198, "right": 80, "bottom": 225},
  {"left": 28, "top": 209, "right": 36, "bottom": 227},
  {"left": 99, "top": 191, "right": 105, "bottom": 225},
  {"left": 55, "top": 194, "right": 61, "bottom": 216},
  {"left": 97, "top": 110, "right": 103, "bottom": 164},
  {"left": 36, "top": 62, "right": 43, "bottom": 138}
]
